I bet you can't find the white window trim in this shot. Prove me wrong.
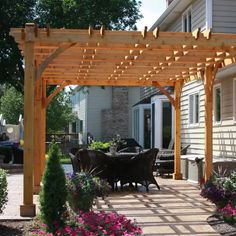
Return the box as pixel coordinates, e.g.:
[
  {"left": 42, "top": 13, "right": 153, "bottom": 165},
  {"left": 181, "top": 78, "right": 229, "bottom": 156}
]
[
  {"left": 182, "top": 6, "right": 192, "bottom": 32},
  {"left": 206, "top": 0, "right": 213, "bottom": 30},
  {"left": 213, "top": 84, "right": 222, "bottom": 125},
  {"left": 234, "top": 79, "right": 236, "bottom": 122},
  {"left": 188, "top": 92, "right": 200, "bottom": 127}
]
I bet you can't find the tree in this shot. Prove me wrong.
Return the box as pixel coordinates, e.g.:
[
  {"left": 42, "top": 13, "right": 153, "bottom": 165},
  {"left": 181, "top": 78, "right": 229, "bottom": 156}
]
[
  {"left": 0, "top": 86, "right": 23, "bottom": 124},
  {"left": 46, "top": 89, "right": 75, "bottom": 134},
  {"left": 36, "top": 0, "right": 142, "bottom": 30},
  {"left": 39, "top": 141, "right": 67, "bottom": 233},
  {"left": 1, "top": 0, "right": 142, "bottom": 90},
  {"left": 0, "top": 0, "right": 35, "bottom": 92}
]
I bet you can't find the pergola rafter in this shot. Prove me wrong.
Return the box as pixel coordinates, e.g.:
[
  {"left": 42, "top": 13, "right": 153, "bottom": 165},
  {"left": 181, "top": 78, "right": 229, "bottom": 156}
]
[{"left": 10, "top": 23, "right": 236, "bottom": 217}]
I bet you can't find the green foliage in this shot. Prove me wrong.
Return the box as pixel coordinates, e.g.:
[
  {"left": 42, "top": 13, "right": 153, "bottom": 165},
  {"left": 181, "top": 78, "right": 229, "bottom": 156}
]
[
  {"left": 46, "top": 89, "right": 75, "bottom": 134},
  {"left": 66, "top": 171, "right": 111, "bottom": 212},
  {"left": 39, "top": 141, "right": 67, "bottom": 233},
  {"left": 89, "top": 141, "right": 111, "bottom": 151},
  {"left": 223, "top": 171, "right": 236, "bottom": 197},
  {"left": 36, "top": 0, "right": 142, "bottom": 30},
  {"left": 0, "top": 0, "right": 35, "bottom": 91},
  {"left": 0, "top": 86, "right": 23, "bottom": 124},
  {"left": 0, "top": 169, "right": 8, "bottom": 213}
]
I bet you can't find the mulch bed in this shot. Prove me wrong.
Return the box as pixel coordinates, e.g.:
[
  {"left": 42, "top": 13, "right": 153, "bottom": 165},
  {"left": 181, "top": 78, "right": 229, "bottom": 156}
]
[
  {"left": 0, "top": 220, "right": 31, "bottom": 236},
  {"left": 1, "top": 215, "right": 236, "bottom": 235},
  {"left": 208, "top": 215, "right": 236, "bottom": 236}
]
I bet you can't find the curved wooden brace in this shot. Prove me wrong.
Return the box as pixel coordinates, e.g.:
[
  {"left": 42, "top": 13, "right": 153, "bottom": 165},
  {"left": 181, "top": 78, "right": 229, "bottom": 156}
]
[
  {"left": 36, "top": 43, "right": 76, "bottom": 81},
  {"left": 45, "top": 82, "right": 68, "bottom": 108},
  {"left": 152, "top": 81, "right": 176, "bottom": 107}
]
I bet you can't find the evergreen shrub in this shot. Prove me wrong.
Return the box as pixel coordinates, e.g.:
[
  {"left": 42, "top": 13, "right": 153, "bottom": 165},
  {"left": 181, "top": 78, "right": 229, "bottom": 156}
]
[
  {"left": 39, "top": 141, "right": 67, "bottom": 233},
  {"left": 0, "top": 168, "right": 7, "bottom": 213}
]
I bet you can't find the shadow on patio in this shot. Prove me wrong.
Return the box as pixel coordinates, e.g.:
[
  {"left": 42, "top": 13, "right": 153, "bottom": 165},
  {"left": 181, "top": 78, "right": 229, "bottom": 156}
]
[
  {"left": 94, "top": 177, "right": 219, "bottom": 235},
  {"left": 1, "top": 174, "right": 219, "bottom": 235}
]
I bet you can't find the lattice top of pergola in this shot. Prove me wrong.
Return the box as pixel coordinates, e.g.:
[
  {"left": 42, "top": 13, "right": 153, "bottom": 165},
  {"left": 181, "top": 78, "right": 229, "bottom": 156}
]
[{"left": 10, "top": 24, "right": 236, "bottom": 87}]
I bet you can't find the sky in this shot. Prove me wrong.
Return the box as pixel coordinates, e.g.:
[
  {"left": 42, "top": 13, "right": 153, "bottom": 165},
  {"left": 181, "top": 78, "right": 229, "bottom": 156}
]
[{"left": 136, "top": 0, "right": 167, "bottom": 30}]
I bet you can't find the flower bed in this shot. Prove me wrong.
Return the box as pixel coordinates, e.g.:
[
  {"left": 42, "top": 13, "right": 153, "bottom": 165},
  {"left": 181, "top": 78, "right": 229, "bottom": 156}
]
[
  {"left": 29, "top": 210, "right": 143, "bottom": 235},
  {"left": 200, "top": 170, "right": 236, "bottom": 225}
]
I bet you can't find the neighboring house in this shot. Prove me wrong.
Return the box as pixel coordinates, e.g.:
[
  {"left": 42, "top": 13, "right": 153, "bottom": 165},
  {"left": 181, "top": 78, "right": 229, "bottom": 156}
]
[
  {"left": 70, "top": 86, "right": 140, "bottom": 144},
  {"left": 138, "top": 0, "right": 236, "bottom": 158}
]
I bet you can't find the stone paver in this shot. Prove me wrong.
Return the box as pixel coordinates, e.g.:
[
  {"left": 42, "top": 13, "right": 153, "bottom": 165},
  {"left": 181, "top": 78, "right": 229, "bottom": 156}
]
[{"left": 0, "top": 173, "right": 220, "bottom": 235}]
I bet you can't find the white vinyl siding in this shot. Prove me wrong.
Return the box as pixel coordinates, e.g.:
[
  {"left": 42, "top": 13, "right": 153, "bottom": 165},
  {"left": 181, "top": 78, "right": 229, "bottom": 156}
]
[
  {"left": 181, "top": 76, "right": 236, "bottom": 158},
  {"left": 181, "top": 80, "right": 205, "bottom": 155},
  {"left": 212, "top": 0, "right": 236, "bottom": 33},
  {"left": 234, "top": 79, "right": 236, "bottom": 122},
  {"left": 87, "top": 87, "right": 112, "bottom": 141},
  {"left": 191, "top": 0, "right": 206, "bottom": 31}
]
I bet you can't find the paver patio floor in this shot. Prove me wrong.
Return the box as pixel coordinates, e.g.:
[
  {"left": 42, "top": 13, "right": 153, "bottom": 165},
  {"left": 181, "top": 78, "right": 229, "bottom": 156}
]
[{"left": 1, "top": 174, "right": 219, "bottom": 235}]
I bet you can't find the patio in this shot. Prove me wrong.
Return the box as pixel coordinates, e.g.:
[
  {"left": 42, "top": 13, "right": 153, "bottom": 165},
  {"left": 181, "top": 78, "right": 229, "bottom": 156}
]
[{"left": 1, "top": 173, "right": 219, "bottom": 235}]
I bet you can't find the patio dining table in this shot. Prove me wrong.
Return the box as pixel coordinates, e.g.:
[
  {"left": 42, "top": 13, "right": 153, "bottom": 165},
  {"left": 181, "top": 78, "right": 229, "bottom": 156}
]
[{"left": 105, "top": 152, "right": 141, "bottom": 190}]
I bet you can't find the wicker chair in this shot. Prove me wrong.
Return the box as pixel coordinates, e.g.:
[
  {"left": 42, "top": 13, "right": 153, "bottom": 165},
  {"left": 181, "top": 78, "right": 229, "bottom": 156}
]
[
  {"left": 154, "top": 144, "right": 190, "bottom": 176},
  {"left": 118, "top": 148, "right": 160, "bottom": 191},
  {"left": 75, "top": 149, "right": 116, "bottom": 190},
  {"left": 69, "top": 152, "right": 81, "bottom": 173}
]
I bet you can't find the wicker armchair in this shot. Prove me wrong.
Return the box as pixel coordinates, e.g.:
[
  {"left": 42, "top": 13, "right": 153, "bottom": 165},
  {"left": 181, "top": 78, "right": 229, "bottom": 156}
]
[
  {"left": 118, "top": 148, "right": 160, "bottom": 191},
  {"left": 154, "top": 144, "right": 190, "bottom": 176},
  {"left": 75, "top": 149, "right": 116, "bottom": 190}
]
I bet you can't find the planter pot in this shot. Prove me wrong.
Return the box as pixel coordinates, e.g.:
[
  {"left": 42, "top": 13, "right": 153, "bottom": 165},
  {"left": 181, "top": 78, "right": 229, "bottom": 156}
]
[
  {"left": 109, "top": 146, "right": 117, "bottom": 155},
  {"left": 68, "top": 192, "right": 94, "bottom": 212}
]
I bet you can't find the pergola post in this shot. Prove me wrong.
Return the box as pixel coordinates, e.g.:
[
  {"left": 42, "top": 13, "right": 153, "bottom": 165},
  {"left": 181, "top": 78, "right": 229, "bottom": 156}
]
[
  {"left": 204, "top": 66, "right": 214, "bottom": 180},
  {"left": 40, "top": 80, "right": 46, "bottom": 181},
  {"left": 173, "top": 81, "right": 183, "bottom": 180},
  {"left": 20, "top": 23, "right": 36, "bottom": 217},
  {"left": 33, "top": 80, "right": 42, "bottom": 193}
]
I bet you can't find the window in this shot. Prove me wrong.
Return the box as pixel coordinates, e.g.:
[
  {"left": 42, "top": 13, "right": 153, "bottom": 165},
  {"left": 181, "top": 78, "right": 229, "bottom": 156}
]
[
  {"left": 189, "top": 93, "right": 199, "bottom": 125},
  {"left": 182, "top": 8, "right": 192, "bottom": 32},
  {"left": 214, "top": 85, "right": 221, "bottom": 122}
]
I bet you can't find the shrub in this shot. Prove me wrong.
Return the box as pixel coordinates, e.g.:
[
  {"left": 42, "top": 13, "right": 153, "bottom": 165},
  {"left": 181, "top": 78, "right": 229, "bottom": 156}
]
[
  {"left": 39, "top": 141, "right": 67, "bottom": 233},
  {"left": 89, "top": 141, "right": 110, "bottom": 151},
  {"left": 0, "top": 168, "right": 7, "bottom": 213},
  {"left": 200, "top": 171, "right": 236, "bottom": 209}
]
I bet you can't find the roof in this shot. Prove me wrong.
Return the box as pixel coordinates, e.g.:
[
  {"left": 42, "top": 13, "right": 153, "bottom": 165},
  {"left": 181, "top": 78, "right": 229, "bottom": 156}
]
[
  {"left": 10, "top": 24, "right": 236, "bottom": 88},
  {"left": 150, "top": 0, "right": 192, "bottom": 31}
]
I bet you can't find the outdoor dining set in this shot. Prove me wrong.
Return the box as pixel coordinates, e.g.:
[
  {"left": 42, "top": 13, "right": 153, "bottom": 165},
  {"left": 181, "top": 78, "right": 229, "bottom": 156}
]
[{"left": 68, "top": 138, "right": 191, "bottom": 192}]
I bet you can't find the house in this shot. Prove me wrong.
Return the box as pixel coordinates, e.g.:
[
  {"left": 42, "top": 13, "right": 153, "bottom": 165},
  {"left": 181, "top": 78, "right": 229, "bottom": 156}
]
[
  {"left": 70, "top": 86, "right": 140, "bottom": 144},
  {"left": 139, "top": 0, "right": 236, "bottom": 159}
]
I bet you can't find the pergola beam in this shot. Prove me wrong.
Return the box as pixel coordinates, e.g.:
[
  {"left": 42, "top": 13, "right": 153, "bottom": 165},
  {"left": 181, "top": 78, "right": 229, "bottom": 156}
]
[{"left": 11, "top": 28, "right": 236, "bottom": 48}]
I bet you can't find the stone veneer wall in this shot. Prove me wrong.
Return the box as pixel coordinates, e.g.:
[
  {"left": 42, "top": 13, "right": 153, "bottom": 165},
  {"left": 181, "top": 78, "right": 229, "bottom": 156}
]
[{"left": 101, "top": 87, "right": 128, "bottom": 140}]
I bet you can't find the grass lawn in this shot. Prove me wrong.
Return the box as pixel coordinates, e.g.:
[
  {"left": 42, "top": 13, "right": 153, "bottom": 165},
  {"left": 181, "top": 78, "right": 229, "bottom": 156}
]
[{"left": 60, "top": 158, "right": 71, "bottom": 164}]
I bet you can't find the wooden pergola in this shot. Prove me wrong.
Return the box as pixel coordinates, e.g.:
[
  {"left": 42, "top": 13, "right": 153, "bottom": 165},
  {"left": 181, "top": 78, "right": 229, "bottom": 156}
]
[{"left": 10, "top": 23, "right": 236, "bottom": 217}]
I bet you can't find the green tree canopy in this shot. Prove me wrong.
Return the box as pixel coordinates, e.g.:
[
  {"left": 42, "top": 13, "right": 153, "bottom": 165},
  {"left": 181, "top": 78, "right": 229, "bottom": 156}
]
[
  {"left": 1, "top": 0, "right": 142, "bottom": 91},
  {"left": 0, "top": 86, "right": 74, "bottom": 133},
  {"left": 0, "top": 0, "right": 35, "bottom": 91},
  {"left": 46, "top": 88, "right": 75, "bottom": 134},
  {"left": 0, "top": 86, "right": 23, "bottom": 124},
  {"left": 36, "top": 0, "right": 142, "bottom": 30}
]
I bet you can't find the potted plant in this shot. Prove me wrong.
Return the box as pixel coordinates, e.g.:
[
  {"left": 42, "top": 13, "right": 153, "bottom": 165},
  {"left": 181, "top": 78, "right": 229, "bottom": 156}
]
[{"left": 66, "top": 172, "right": 111, "bottom": 213}]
